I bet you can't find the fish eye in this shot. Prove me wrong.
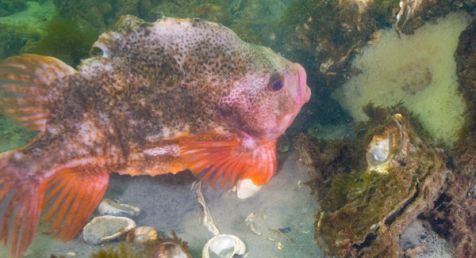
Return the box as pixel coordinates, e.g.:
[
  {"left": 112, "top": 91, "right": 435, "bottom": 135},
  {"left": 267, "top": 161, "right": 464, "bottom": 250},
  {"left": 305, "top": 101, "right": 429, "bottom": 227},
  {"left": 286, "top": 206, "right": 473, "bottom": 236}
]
[{"left": 268, "top": 72, "right": 283, "bottom": 91}]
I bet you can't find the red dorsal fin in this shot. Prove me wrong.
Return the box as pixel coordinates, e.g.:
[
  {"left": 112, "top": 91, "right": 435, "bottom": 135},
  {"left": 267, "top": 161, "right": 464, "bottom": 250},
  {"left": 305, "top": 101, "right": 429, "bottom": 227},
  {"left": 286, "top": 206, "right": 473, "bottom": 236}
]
[
  {"left": 179, "top": 134, "right": 277, "bottom": 190},
  {"left": 0, "top": 54, "right": 75, "bottom": 132},
  {"left": 42, "top": 163, "right": 110, "bottom": 240}
]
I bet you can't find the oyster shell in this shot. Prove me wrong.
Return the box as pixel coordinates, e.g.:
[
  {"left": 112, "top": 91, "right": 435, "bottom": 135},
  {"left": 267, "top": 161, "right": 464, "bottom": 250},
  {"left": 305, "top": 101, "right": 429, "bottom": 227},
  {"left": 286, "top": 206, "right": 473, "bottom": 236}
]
[
  {"left": 97, "top": 198, "right": 141, "bottom": 217},
  {"left": 296, "top": 110, "right": 449, "bottom": 257},
  {"left": 126, "top": 226, "right": 158, "bottom": 244},
  {"left": 366, "top": 113, "right": 404, "bottom": 173},
  {"left": 82, "top": 215, "right": 136, "bottom": 245},
  {"left": 153, "top": 232, "right": 192, "bottom": 258}
]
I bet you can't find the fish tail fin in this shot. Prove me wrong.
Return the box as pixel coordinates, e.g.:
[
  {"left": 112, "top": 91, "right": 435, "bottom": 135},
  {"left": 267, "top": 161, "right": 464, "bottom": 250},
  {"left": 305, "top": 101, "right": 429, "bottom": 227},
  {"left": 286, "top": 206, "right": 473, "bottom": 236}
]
[
  {"left": 0, "top": 54, "right": 76, "bottom": 132},
  {"left": 0, "top": 151, "right": 47, "bottom": 258},
  {"left": 0, "top": 151, "right": 110, "bottom": 257}
]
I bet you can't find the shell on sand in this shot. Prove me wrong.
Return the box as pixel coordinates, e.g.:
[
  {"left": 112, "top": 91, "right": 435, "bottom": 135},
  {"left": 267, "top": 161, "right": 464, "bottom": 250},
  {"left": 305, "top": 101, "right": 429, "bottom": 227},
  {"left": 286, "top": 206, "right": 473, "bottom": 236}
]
[{"left": 82, "top": 215, "right": 136, "bottom": 245}]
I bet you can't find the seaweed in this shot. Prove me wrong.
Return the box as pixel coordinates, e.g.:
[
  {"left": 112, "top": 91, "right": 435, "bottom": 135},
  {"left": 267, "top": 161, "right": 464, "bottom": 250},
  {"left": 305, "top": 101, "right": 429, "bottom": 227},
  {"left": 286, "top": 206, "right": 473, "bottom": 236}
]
[
  {"left": 0, "top": 114, "right": 35, "bottom": 152},
  {"left": 0, "top": 0, "right": 26, "bottom": 17},
  {"left": 91, "top": 243, "right": 143, "bottom": 258},
  {"left": 0, "top": 24, "right": 29, "bottom": 59},
  {"left": 296, "top": 107, "right": 448, "bottom": 257},
  {"left": 30, "top": 17, "right": 99, "bottom": 66}
]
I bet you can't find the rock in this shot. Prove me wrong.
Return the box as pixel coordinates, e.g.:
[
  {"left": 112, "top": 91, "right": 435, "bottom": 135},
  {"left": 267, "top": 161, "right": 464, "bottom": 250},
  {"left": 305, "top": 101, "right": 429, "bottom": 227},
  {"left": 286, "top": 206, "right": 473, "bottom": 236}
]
[
  {"left": 82, "top": 215, "right": 136, "bottom": 245},
  {"left": 295, "top": 108, "right": 449, "bottom": 257},
  {"left": 98, "top": 198, "right": 141, "bottom": 217},
  {"left": 395, "top": 0, "right": 476, "bottom": 35}
]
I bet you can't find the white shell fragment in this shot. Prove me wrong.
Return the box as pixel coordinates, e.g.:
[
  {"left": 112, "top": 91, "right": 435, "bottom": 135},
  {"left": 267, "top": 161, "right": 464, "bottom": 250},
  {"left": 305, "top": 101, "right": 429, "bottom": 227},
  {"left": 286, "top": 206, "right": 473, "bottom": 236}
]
[
  {"left": 82, "top": 215, "right": 136, "bottom": 245},
  {"left": 98, "top": 198, "right": 141, "bottom": 217},
  {"left": 202, "top": 234, "right": 247, "bottom": 258}
]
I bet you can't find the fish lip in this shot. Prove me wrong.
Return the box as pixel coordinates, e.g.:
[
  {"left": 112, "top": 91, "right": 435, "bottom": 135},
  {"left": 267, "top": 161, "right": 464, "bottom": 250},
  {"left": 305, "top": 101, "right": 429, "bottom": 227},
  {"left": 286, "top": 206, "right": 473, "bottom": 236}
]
[{"left": 293, "top": 63, "right": 311, "bottom": 104}]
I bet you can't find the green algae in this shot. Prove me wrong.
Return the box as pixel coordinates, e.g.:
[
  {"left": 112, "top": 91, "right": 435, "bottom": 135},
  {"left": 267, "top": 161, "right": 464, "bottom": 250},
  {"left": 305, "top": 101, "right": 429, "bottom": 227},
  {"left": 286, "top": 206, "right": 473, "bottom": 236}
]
[
  {"left": 0, "top": 0, "right": 55, "bottom": 35},
  {"left": 0, "top": 0, "right": 56, "bottom": 58},
  {"left": 91, "top": 243, "right": 143, "bottom": 258},
  {"left": 0, "top": 0, "right": 26, "bottom": 17},
  {"left": 0, "top": 114, "right": 35, "bottom": 152},
  {"left": 296, "top": 107, "right": 448, "bottom": 256},
  {"left": 30, "top": 17, "right": 99, "bottom": 66}
]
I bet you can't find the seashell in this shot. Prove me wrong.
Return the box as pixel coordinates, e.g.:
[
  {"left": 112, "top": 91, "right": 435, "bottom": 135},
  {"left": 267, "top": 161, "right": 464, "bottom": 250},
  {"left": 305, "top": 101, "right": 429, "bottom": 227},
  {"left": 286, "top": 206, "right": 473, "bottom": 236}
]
[
  {"left": 98, "top": 198, "right": 141, "bottom": 217},
  {"left": 156, "top": 241, "right": 191, "bottom": 258},
  {"left": 202, "top": 234, "right": 246, "bottom": 258},
  {"left": 126, "top": 226, "right": 158, "bottom": 244},
  {"left": 82, "top": 215, "right": 136, "bottom": 245},
  {"left": 154, "top": 232, "right": 192, "bottom": 258},
  {"left": 366, "top": 114, "right": 404, "bottom": 173}
]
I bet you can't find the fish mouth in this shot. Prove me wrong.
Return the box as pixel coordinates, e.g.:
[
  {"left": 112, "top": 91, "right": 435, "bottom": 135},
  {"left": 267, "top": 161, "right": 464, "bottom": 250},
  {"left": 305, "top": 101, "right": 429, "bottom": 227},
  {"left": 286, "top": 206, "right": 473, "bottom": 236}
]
[{"left": 293, "top": 63, "right": 311, "bottom": 105}]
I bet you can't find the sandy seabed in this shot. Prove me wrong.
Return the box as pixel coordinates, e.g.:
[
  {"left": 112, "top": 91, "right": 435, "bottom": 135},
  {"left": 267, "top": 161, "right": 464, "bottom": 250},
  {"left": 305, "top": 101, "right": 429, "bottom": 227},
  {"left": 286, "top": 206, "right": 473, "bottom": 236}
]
[{"left": 0, "top": 152, "right": 322, "bottom": 258}]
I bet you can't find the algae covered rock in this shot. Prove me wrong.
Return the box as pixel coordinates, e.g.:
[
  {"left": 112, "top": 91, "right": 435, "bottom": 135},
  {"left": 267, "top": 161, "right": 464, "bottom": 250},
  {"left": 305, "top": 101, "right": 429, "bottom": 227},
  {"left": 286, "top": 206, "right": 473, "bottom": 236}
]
[
  {"left": 295, "top": 108, "right": 449, "bottom": 257},
  {"left": 91, "top": 231, "right": 191, "bottom": 258},
  {"left": 278, "top": 0, "right": 379, "bottom": 80},
  {"left": 395, "top": 0, "right": 476, "bottom": 35},
  {"left": 0, "top": 0, "right": 56, "bottom": 58}
]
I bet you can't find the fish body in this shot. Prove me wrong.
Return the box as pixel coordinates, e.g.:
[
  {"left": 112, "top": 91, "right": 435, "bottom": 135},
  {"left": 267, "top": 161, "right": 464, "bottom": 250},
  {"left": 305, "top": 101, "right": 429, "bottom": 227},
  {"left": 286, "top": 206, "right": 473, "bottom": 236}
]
[{"left": 0, "top": 16, "right": 310, "bottom": 257}]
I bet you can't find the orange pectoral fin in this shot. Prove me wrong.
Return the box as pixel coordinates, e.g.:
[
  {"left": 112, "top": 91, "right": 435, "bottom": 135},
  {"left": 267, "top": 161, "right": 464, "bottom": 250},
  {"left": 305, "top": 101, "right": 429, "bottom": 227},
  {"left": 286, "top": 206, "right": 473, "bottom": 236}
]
[
  {"left": 179, "top": 135, "right": 277, "bottom": 189},
  {"left": 42, "top": 163, "right": 110, "bottom": 241}
]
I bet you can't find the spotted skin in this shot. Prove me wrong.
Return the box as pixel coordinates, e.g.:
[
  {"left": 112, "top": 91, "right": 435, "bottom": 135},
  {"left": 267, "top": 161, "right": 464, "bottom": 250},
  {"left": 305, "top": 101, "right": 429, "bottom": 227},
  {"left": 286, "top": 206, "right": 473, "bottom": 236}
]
[
  {"left": 31, "top": 17, "right": 307, "bottom": 174},
  {"left": 0, "top": 16, "right": 310, "bottom": 258}
]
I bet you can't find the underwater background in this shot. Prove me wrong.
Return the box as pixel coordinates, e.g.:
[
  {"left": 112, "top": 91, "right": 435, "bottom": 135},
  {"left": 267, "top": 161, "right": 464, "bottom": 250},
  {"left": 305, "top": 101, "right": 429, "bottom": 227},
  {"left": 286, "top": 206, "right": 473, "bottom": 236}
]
[{"left": 0, "top": 0, "right": 475, "bottom": 257}]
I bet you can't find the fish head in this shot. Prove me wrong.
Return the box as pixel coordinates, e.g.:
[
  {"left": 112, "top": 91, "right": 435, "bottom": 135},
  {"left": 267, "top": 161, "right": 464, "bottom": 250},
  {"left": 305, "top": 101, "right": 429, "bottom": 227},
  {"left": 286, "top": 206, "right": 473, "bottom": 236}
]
[{"left": 219, "top": 46, "right": 311, "bottom": 143}]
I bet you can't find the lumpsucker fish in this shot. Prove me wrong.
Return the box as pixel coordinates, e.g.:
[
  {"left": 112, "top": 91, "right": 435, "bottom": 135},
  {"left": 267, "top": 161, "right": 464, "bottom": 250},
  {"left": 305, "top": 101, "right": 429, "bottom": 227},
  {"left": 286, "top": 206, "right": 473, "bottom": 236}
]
[{"left": 0, "top": 16, "right": 310, "bottom": 257}]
